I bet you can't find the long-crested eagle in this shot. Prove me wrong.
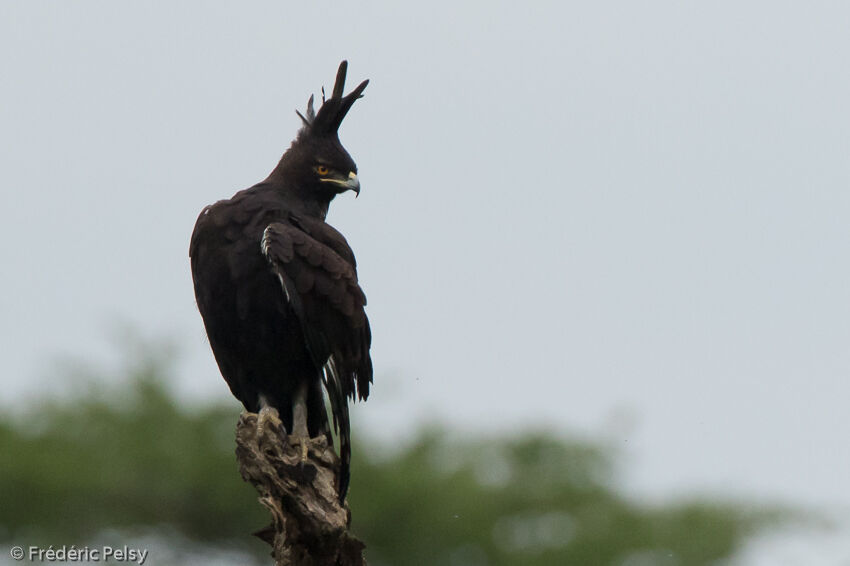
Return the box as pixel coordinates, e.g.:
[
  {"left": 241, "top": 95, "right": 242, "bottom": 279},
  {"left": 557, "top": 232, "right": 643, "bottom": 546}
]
[{"left": 189, "top": 61, "right": 372, "bottom": 503}]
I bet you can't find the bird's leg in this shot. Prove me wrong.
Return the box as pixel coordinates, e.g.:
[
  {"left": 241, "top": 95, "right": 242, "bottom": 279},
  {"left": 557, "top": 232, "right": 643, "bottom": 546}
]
[
  {"left": 255, "top": 396, "right": 285, "bottom": 444},
  {"left": 291, "top": 382, "right": 310, "bottom": 462}
]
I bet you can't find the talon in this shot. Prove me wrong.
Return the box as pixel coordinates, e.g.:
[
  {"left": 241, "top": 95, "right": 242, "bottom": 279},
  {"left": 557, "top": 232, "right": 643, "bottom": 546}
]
[
  {"left": 288, "top": 435, "right": 311, "bottom": 462},
  {"left": 256, "top": 406, "right": 283, "bottom": 442}
]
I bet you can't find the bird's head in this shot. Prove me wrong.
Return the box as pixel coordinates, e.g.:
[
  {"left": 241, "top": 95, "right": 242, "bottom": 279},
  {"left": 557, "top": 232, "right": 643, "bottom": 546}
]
[{"left": 270, "top": 61, "right": 368, "bottom": 207}]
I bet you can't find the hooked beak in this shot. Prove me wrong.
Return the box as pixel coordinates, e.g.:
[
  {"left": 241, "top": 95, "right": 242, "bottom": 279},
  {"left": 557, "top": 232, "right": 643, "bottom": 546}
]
[{"left": 320, "top": 171, "right": 361, "bottom": 196}]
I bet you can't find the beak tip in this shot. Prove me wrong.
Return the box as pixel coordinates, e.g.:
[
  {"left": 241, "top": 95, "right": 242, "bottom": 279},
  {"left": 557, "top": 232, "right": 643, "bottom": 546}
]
[{"left": 348, "top": 171, "right": 361, "bottom": 197}]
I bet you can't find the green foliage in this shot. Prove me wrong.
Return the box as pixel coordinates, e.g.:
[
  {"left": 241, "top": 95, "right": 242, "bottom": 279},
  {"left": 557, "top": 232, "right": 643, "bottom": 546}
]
[
  {"left": 0, "top": 356, "right": 265, "bottom": 549},
  {"left": 349, "top": 431, "right": 768, "bottom": 566},
  {"left": 0, "top": 352, "right": 779, "bottom": 564}
]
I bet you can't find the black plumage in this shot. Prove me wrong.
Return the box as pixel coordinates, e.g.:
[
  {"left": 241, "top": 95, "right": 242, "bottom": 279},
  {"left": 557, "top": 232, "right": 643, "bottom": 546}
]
[{"left": 189, "top": 61, "right": 372, "bottom": 502}]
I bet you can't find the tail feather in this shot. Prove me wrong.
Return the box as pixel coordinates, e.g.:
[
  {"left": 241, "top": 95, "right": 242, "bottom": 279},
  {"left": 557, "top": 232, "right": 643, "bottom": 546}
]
[
  {"left": 337, "top": 403, "right": 351, "bottom": 504},
  {"left": 322, "top": 355, "right": 352, "bottom": 503}
]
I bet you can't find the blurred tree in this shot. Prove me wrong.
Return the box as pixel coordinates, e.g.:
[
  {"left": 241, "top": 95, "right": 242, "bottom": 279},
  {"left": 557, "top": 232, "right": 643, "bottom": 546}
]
[
  {"left": 349, "top": 431, "right": 771, "bottom": 566},
  {"left": 0, "top": 348, "right": 780, "bottom": 565}
]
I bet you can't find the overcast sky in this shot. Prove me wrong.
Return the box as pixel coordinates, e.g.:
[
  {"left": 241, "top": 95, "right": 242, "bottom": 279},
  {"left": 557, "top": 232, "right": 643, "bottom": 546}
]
[{"left": 2, "top": 2, "right": 849, "bottom": 562}]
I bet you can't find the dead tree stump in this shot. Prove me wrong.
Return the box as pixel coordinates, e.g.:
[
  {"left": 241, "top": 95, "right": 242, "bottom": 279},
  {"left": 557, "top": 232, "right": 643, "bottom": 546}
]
[{"left": 235, "top": 411, "right": 367, "bottom": 566}]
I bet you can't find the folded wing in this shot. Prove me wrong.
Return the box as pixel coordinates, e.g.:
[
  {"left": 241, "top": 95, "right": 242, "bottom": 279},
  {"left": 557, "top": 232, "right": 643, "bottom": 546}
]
[{"left": 260, "top": 216, "right": 373, "bottom": 500}]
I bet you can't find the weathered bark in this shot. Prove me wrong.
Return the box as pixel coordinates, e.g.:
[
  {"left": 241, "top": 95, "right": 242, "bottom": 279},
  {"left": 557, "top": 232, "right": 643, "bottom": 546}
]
[{"left": 235, "top": 411, "right": 366, "bottom": 566}]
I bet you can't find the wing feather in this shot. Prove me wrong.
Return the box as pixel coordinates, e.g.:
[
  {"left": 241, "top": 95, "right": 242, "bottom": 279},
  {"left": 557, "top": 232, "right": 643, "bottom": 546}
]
[
  {"left": 260, "top": 218, "right": 372, "bottom": 502},
  {"left": 260, "top": 219, "right": 372, "bottom": 401}
]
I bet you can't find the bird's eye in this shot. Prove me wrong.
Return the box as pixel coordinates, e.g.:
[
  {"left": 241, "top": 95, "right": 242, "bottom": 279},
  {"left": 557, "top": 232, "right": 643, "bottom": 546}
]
[{"left": 316, "top": 165, "right": 330, "bottom": 176}]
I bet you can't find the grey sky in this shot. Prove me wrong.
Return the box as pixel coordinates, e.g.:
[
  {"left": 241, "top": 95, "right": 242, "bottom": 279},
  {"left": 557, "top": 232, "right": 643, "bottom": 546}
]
[{"left": 2, "top": 1, "right": 849, "bottom": 561}]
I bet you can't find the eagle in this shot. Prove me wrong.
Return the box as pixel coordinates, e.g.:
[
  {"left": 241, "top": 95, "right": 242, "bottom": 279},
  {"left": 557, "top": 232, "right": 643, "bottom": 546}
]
[{"left": 189, "top": 61, "right": 372, "bottom": 503}]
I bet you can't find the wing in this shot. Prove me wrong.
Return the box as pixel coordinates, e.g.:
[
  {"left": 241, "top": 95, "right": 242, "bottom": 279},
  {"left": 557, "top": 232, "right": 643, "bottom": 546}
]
[
  {"left": 260, "top": 217, "right": 372, "bottom": 400},
  {"left": 260, "top": 216, "right": 372, "bottom": 501}
]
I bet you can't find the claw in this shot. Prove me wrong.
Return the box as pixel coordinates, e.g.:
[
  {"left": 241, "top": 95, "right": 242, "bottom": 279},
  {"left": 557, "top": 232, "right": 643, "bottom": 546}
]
[
  {"left": 285, "top": 434, "right": 311, "bottom": 463},
  {"left": 256, "top": 406, "right": 284, "bottom": 442}
]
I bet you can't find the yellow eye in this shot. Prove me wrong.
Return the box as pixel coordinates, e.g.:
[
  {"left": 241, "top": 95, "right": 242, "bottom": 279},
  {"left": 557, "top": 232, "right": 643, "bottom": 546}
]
[{"left": 316, "top": 165, "right": 329, "bottom": 176}]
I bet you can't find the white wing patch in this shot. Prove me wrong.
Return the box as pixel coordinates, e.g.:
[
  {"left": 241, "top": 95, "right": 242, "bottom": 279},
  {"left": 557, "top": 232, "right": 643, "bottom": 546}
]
[
  {"left": 260, "top": 225, "right": 274, "bottom": 258},
  {"left": 261, "top": 225, "right": 292, "bottom": 304},
  {"left": 323, "top": 354, "right": 340, "bottom": 385}
]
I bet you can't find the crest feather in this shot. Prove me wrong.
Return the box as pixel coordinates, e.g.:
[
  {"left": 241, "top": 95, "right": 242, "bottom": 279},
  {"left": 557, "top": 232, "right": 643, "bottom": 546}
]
[{"left": 295, "top": 61, "right": 368, "bottom": 137}]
